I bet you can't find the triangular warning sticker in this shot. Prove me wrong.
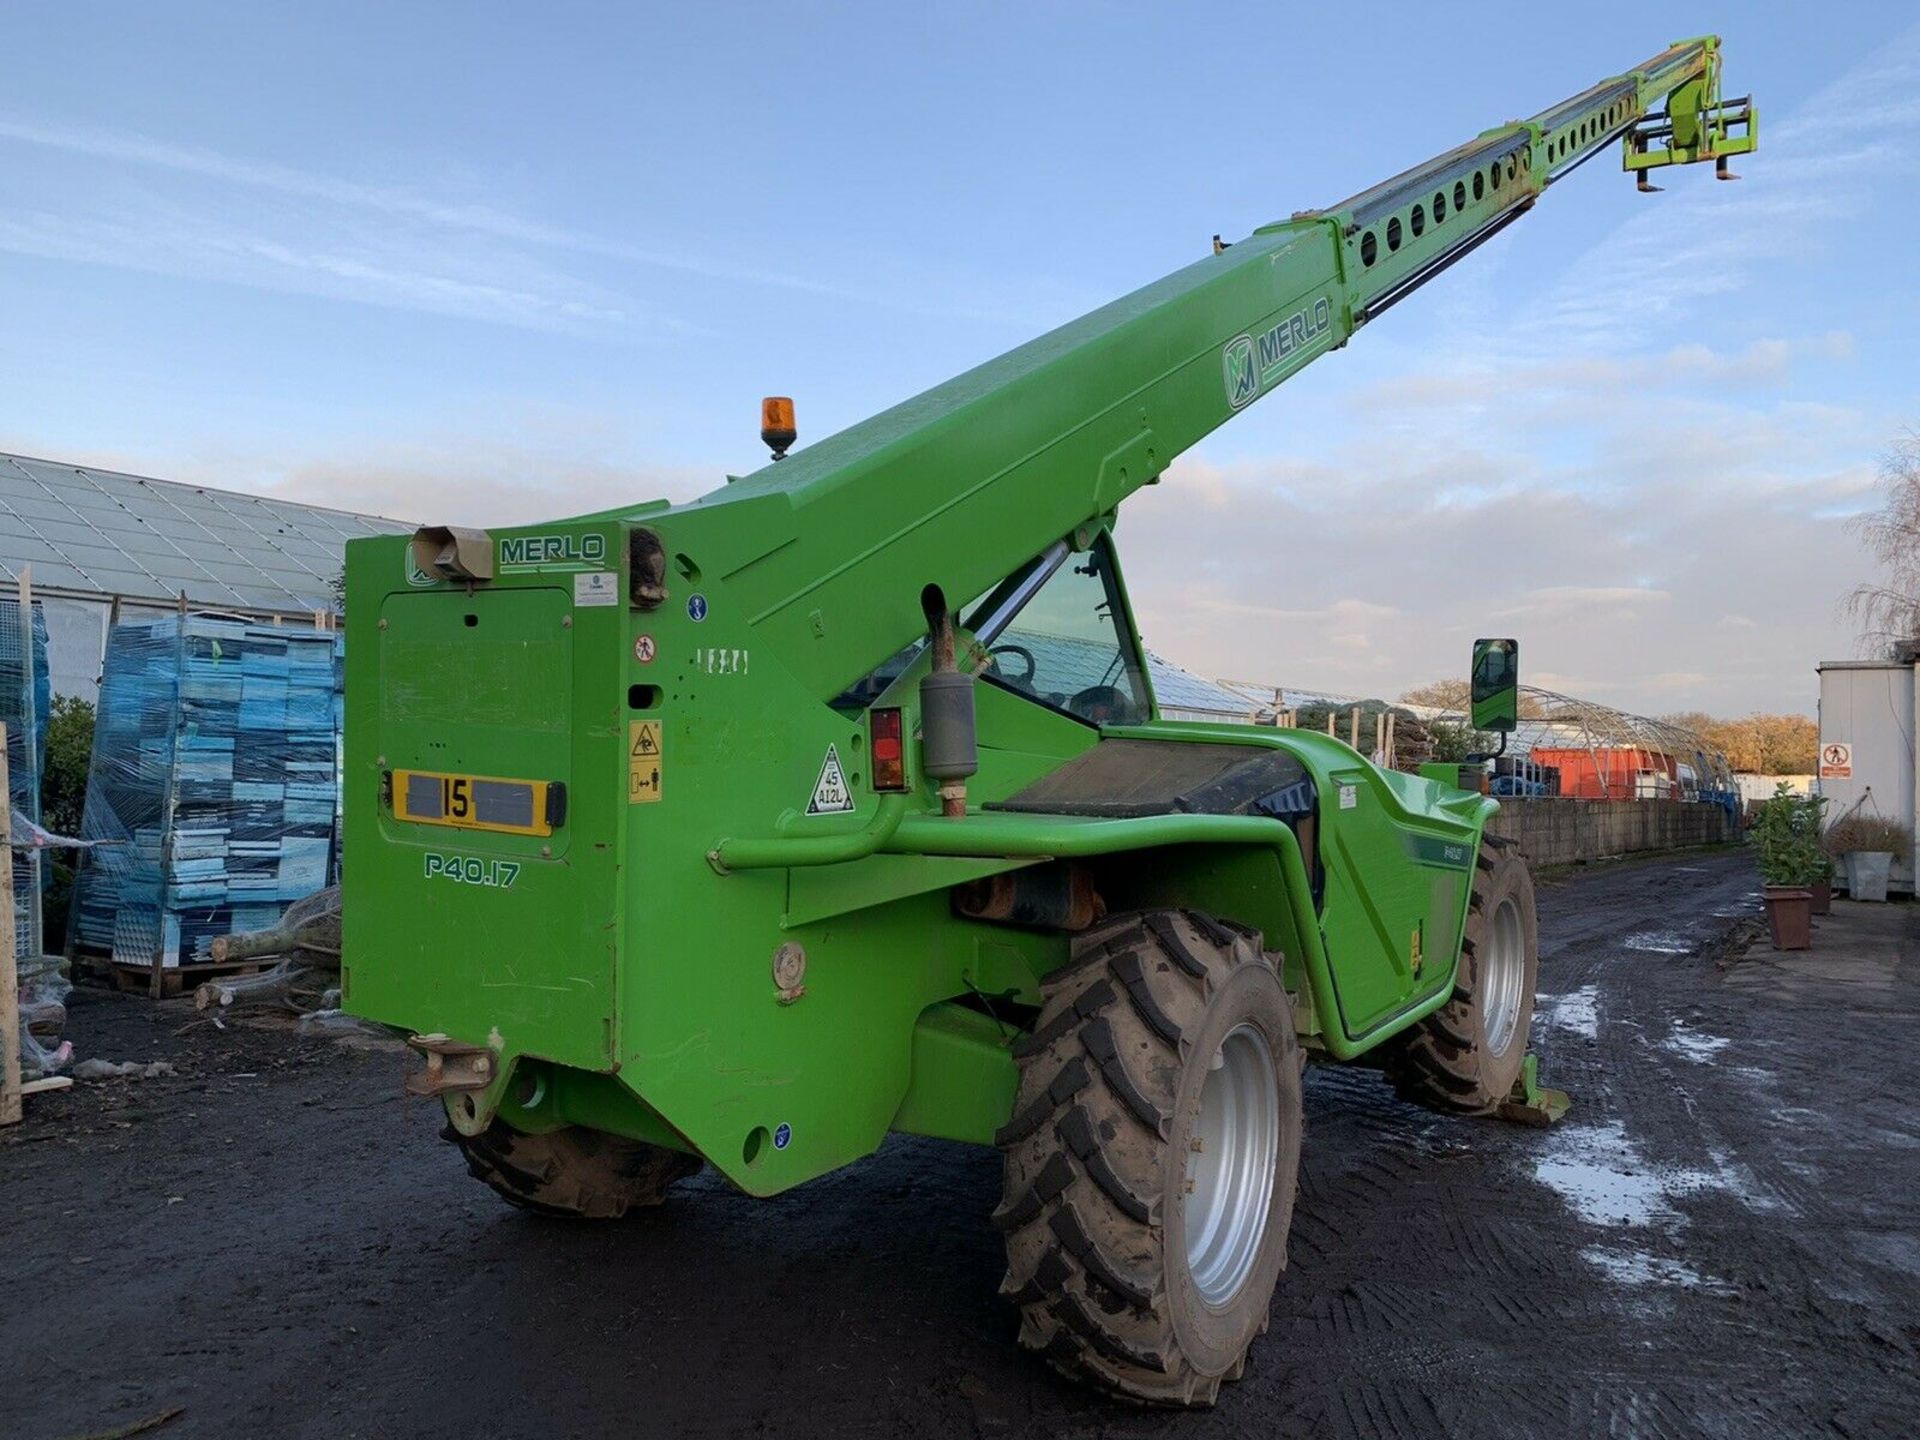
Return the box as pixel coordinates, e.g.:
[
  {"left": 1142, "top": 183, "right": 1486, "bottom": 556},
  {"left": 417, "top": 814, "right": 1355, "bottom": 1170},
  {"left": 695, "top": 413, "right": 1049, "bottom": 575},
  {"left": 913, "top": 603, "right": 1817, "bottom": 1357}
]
[{"left": 807, "top": 744, "right": 855, "bottom": 815}]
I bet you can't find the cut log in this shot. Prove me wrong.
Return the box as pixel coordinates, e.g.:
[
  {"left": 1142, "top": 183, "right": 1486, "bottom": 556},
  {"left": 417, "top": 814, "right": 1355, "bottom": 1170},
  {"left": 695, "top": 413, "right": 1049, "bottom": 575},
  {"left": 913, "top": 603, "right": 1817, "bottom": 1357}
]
[
  {"left": 193, "top": 959, "right": 324, "bottom": 1012},
  {"left": 207, "top": 885, "right": 341, "bottom": 964}
]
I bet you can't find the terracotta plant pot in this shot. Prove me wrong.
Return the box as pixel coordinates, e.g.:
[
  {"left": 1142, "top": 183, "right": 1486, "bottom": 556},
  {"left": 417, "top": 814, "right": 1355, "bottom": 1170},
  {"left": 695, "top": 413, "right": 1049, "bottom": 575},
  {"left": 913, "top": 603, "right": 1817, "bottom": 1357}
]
[
  {"left": 1763, "top": 886, "right": 1813, "bottom": 950},
  {"left": 1809, "top": 879, "right": 1832, "bottom": 915}
]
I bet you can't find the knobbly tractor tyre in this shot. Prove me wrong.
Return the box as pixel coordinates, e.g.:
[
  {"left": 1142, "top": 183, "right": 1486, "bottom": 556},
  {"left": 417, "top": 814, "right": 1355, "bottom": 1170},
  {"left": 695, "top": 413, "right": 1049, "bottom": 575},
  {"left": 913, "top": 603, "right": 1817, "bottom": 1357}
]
[
  {"left": 1386, "top": 836, "right": 1539, "bottom": 1114},
  {"left": 448, "top": 1120, "right": 702, "bottom": 1219},
  {"left": 995, "top": 909, "right": 1303, "bottom": 1406}
]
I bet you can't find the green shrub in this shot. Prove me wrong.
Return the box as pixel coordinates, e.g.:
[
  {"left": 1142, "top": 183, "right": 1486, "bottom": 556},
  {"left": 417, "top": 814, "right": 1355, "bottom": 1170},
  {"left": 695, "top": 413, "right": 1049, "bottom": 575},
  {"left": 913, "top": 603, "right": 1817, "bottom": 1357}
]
[
  {"left": 1750, "top": 784, "right": 1826, "bottom": 887},
  {"left": 39, "top": 694, "right": 94, "bottom": 947},
  {"left": 42, "top": 694, "right": 94, "bottom": 838}
]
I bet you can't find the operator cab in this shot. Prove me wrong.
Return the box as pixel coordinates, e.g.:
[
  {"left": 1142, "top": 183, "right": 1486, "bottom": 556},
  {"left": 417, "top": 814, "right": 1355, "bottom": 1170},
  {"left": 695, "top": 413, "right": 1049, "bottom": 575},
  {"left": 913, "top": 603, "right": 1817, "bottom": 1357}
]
[
  {"left": 962, "top": 532, "right": 1326, "bottom": 903},
  {"left": 831, "top": 532, "right": 1149, "bottom": 727}
]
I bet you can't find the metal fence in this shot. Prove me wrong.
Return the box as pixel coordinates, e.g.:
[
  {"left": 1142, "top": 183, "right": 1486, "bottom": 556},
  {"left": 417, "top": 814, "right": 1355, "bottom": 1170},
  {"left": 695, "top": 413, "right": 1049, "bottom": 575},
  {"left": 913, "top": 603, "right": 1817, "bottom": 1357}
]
[
  {"left": 1198, "top": 678, "right": 1734, "bottom": 803},
  {"left": 1425, "top": 684, "right": 1736, "bottom": 801}
]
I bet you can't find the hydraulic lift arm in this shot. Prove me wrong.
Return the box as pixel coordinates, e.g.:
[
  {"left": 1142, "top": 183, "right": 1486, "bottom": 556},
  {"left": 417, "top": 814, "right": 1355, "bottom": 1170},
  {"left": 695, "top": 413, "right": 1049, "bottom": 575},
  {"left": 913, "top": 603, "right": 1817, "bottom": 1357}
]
[{"left": 625, "top": 39, "right": 1754, "bottom": 704}]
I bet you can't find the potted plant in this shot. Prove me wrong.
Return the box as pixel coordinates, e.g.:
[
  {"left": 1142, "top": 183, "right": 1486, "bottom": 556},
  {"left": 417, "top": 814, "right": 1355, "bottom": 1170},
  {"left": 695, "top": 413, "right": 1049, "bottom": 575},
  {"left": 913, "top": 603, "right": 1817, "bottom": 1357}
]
[
  {"left": 1751, "top": 785, "right": 1818, "bottom": 949},
  {"left": 1802, "top": 792, "right": 1832, "bottom": 915},
  {"left": 1809, "top": 851, "right": 1835, "bottom": 916},
  {"left": 1824, "top": 812, "right": 1910, "bottom": 903}
]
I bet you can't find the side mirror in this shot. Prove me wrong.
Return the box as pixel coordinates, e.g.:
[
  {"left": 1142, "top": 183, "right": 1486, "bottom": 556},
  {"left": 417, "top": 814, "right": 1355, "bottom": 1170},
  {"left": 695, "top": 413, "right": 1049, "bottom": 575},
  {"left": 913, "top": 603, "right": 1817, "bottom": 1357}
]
[{"left": 1470, "top": 638, "right": 1519, "bottom": 733}]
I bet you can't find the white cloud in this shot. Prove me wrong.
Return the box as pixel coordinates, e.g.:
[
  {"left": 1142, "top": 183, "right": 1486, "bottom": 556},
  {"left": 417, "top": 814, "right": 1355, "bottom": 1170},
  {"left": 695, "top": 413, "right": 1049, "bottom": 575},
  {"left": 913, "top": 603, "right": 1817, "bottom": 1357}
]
[
  {"left": 0, "top": 116, "right": 861, "bottom": 305},
  {"left": 1492, "top": 587, "right": 1670, "bottom": 620},
  {"left": 0, "top": 114, "right": 1072, "bottom": 331},
  {"left": 1122, "top": 373, "right": 1870, "bottom": 716},
  {"left": 0, "top": 425, "right": 713, "bottom": 532},
  {"left": 0, "top": 201, "right": 638, "bottom": 333},
  {"left": 266, "top": 448, "right": 710, "bottom": 529}
]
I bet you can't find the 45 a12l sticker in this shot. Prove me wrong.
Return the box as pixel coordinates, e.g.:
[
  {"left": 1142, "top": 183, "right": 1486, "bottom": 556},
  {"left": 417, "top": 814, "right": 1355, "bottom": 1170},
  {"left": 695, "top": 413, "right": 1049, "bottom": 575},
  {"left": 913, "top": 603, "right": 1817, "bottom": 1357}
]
[{"left": 806, "top": 745, "right": 854, "bottom": 815}]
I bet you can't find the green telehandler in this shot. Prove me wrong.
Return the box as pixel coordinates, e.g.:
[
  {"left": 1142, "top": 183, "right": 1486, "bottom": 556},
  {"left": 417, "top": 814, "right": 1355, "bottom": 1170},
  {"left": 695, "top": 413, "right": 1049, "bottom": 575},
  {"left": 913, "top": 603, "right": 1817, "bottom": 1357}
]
[{"left": 343, "top": 38, "right": 1755, "bottom": 1404}]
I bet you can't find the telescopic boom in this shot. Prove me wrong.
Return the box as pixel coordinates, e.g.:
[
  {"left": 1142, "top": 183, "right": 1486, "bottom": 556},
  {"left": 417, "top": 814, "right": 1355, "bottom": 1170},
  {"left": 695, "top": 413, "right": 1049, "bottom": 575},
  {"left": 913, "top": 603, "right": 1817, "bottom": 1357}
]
[{"left": 665, "top": 37, "right": 1754, "bottom": 702}]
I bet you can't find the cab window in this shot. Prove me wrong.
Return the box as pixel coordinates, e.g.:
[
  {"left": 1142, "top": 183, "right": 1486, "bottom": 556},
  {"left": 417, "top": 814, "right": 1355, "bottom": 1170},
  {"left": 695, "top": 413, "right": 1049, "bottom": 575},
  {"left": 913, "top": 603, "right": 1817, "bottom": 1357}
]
[{"left": 976, "top": 538, "right": 1148, "bottom": 726}]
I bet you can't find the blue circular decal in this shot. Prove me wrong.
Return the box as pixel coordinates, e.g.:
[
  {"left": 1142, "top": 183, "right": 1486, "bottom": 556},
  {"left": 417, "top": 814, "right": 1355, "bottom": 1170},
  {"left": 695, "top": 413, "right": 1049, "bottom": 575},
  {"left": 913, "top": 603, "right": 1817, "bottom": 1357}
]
[
  {"left": 772, "top": 1122, "right": 792, "bottom": 1151},
  {"left": 687, "top": 593, "right": 708, "bottom": 623}
]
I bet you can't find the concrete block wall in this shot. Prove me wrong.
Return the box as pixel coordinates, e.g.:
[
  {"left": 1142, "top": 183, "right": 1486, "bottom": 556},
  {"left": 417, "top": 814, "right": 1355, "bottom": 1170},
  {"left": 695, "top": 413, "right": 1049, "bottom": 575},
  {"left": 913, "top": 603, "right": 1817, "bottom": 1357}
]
[{"left": 1488, "top": 799, "right": 1734, "bottom": 868}]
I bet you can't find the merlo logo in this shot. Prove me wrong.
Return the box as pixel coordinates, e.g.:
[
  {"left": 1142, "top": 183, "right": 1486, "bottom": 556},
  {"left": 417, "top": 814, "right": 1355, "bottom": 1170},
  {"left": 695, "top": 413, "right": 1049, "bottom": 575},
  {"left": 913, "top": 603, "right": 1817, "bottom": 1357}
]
[{"left": 1223, "top": 334, "right": 1259, "bottom": 409}]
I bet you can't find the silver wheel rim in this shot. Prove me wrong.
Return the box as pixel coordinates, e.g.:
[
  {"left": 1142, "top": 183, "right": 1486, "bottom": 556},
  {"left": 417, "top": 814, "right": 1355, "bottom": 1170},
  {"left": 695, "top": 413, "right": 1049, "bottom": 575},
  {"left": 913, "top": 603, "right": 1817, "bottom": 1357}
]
[
  {"left": 1183, "top": 1023, "right": 1280, "bottom": 1307},
  {"left": 1482, "top": 897, "right": 1526, "bottom": 1056}
]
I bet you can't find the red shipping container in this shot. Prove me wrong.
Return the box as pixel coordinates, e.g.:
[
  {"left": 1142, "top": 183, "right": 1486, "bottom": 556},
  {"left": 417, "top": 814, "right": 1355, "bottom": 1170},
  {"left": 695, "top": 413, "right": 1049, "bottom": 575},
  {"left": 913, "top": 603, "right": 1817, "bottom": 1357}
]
[{"left": 1530, "top": 747, "right": 1679, "bottom": 800}]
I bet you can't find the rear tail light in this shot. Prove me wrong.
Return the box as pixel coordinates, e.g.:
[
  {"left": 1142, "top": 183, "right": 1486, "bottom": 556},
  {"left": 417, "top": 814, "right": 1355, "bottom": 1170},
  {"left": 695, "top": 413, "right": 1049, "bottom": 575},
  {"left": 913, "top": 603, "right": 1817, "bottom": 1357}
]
[{"left": 870, "top": 708, "right": 908, "bottom": 791}]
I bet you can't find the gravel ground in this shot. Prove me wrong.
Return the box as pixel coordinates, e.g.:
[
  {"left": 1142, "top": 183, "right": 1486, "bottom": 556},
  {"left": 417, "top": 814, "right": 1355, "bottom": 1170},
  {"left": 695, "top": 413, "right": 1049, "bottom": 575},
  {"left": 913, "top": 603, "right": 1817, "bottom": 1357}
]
[{"left": 4, "top": 849, "right": 1917, "bottom": 1439}]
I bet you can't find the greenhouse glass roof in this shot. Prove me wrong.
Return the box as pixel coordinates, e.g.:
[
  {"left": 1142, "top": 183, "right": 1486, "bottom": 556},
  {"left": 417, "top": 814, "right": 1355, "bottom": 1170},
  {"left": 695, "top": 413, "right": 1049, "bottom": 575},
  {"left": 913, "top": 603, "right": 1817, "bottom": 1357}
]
[{"left": 0, "top": 452, "right": 409, "bottom": 612}]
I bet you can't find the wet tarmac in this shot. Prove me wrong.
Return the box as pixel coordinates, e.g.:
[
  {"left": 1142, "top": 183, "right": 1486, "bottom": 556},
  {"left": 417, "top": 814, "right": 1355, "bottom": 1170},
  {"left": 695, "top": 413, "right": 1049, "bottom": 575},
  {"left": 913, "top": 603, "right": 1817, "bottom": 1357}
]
[{"left": 4, "top": 850, "right": 1916, "bottom": 1438}]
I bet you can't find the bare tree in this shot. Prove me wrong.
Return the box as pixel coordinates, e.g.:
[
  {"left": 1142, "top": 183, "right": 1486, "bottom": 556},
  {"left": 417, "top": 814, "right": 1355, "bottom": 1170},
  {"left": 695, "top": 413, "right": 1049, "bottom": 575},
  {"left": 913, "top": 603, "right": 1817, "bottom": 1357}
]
[
  {"left": 1660, "top": 710, "right": 1816, "bottom": 774},
  {"left": 1848, "top": 431, "right": 1920, "bottom": 657},
  {"left": 1399, "top": 678, "right": 1469, "bottom": 711},
  {"left": 1400, "top": 676, "right": 1546, "bottom": 719}
]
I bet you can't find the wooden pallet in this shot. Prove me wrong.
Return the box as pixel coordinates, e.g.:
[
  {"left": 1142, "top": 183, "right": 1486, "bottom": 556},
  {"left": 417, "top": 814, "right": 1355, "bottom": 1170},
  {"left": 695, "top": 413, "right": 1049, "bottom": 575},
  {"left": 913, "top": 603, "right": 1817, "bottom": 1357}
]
[{"left": 110, "top": 957, "right": 272, "bottom": 999}]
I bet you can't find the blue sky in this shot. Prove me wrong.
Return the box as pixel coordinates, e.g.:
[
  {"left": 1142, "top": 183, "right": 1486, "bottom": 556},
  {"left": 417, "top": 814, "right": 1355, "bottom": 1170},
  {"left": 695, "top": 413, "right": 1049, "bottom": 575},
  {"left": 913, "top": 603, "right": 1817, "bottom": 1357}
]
[{"left": 4, "top": 2, "right": 1916, "bottom": 715}]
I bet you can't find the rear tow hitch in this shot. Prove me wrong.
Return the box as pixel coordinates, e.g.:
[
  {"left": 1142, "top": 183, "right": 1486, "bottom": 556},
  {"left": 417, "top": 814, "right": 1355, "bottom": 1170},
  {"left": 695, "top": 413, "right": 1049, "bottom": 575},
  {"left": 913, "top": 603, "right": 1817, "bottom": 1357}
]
[{"left": 405, "top": 1033, "right": 494, "bottom": 1098}]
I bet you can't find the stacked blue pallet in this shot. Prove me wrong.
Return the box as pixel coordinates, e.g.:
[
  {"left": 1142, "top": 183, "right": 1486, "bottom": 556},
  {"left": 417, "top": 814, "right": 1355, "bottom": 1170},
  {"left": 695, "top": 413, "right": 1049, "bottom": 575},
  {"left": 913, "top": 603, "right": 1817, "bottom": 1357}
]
[
  {"left": 75, "top": 614, "right": 343, "bottom": 970},
  {"left": 330, "top": 641, "right": 345, "bottom": 885},
  {"left": 0, "top": 599, "right": 50, "bottom": 960}
]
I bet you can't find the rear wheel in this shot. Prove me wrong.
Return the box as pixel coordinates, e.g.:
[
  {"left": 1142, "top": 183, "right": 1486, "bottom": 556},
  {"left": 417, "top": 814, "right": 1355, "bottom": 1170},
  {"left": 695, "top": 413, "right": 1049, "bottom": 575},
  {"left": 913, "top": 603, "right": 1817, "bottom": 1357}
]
[
  {"left": 1386, "top": 838, "right": 1538, "bottom": 1114},
  {"left": 448, "top": 1120, "right": 701, "bottom": 1219},
  {"left": 995, "top": 909, "right": 1303, "bottom": 1406}
]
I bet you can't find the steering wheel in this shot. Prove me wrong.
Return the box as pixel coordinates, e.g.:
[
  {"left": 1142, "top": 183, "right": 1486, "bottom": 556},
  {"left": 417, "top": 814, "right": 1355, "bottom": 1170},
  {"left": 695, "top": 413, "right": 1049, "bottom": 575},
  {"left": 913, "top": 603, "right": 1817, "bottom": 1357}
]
[
  {"left": 987, "top": 643, "right": 1037, "bottom": 686},
  {"left": 1067, "top": 684, "right": 1137, "bottom": 725}
]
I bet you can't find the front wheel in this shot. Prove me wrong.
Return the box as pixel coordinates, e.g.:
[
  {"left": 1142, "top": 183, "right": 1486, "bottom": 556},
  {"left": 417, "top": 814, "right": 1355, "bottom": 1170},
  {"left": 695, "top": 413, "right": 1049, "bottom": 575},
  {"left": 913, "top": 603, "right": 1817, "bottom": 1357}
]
[
  {"left": 1386, "top": 837, "right": 1539, "bottom": 1113},
  {"left": 995, "top": 909, "right": 1303, "bottom": 1406}
]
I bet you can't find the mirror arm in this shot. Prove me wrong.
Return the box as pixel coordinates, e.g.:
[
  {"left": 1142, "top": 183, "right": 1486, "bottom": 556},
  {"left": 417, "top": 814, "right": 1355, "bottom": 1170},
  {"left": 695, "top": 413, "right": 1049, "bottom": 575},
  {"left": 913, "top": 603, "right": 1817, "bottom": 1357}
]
[{"left": 1466, "top": 731, "right": 1509, "bottom": 766}]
